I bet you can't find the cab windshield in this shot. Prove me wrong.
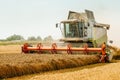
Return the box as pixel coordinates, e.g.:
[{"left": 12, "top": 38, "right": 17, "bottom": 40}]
[{"left": 64, "top": 22, "right": 83, "bottom": 38}]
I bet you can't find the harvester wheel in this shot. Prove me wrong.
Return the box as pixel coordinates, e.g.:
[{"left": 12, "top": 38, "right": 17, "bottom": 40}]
[
  {"left": 67, "top": 44, "right": 72, "bottom": 54},
  {"left": 84, "top": 44, "right": 88, "bottom": 55},
  {"left": 51, "top": 43, "right": 57, "bottom": 54},
  {"left": 37, "top": 43, "right": 43, "bottom": 53},
  {"left": 99, "top": 52, "right": 113, "bottom": 63}
]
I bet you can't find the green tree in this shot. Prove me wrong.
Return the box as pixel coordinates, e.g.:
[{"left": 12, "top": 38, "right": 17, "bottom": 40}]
[
  {"left": 6, "top": 34, "right": 24, "bottom": 41},
  {"left": 27, "top": 36, "right": 37, "bottom": 41},
  {"left": 36, "top": 36, "right": 42, "bottom": 41},
  {"left": 43, "top": 35, "right": 53, "bottom": 41}
]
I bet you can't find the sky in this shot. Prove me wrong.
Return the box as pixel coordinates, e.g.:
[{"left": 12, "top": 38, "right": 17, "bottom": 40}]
[{"left": 0, "top": 0, "right": 120, "bottom": 47}]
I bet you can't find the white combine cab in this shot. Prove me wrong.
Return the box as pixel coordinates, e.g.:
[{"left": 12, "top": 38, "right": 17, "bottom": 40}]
[{"left": 58, "top": 10, "right": 110, "bottom": 48}]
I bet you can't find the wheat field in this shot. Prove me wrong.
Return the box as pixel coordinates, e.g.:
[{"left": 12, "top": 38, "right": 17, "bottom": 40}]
[
  {"left": 8, "top": 60, "right": 120, "bottom": 80},
  {"left": 0, "top": 53, "right": 99, "bottom": 79},
  {"left": 0, "top": 44, "right": 120, "bottom": 79},
  {"left": 0, "top": 45, "right": 21, "bottom": 54}
]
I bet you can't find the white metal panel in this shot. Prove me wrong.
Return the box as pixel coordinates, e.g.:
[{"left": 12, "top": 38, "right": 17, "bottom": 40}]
[{"left": 93, "top": 27, "right": 107, "bottom": 40}]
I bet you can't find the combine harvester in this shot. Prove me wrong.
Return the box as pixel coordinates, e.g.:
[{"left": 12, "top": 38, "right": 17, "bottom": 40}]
[{"left": 22, "top": 10, "right": 112, "bottom": 62}]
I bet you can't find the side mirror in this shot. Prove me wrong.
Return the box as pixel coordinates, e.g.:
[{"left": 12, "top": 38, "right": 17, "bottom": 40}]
[
  {"left": 109, "top": 40, "right": 113, "bottom": 44},
  {"left": 56, "top": 23, "right": 58, "bottom": 28}
]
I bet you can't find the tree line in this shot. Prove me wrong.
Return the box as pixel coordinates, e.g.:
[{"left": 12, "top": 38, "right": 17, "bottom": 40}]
[{"left": 3, "top": 34, "right": 53, "bottom": 41}]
